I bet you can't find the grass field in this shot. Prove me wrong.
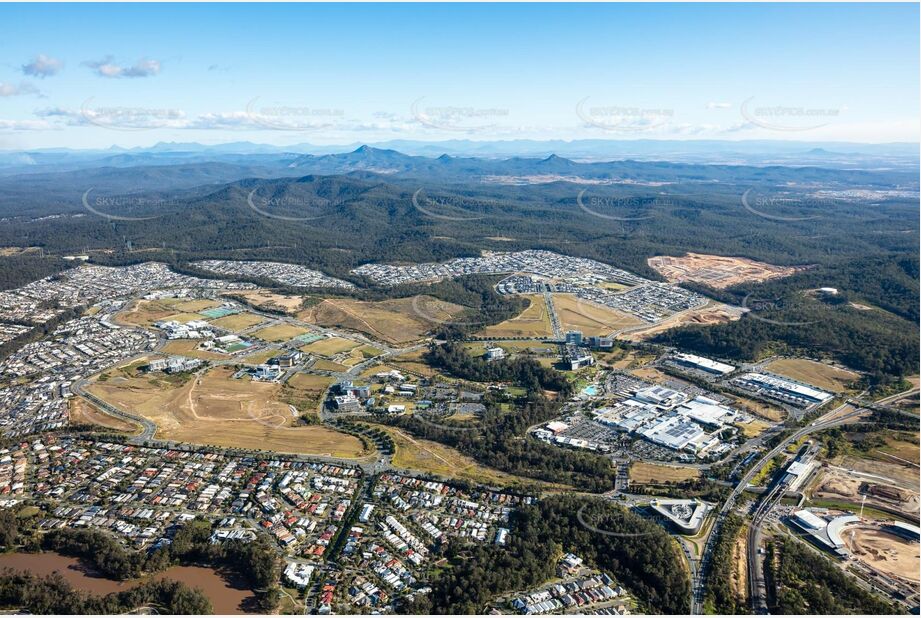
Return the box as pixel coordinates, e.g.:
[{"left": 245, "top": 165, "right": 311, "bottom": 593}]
[
  {"left": 630, "top": 462, "right": 701, "bottom": 484},
  {"left": 386, "top": 349, "right": 442, "bottom": 378},
  {"left": 173, "top": 299, "right": 221, "bottom": 313},
  {"left": 86, "top": 364, "right": 366, "bottom": 457},
  {"left": 382, "top": 426, "right": 566, "bottom": 489},
  {"left": 239, "top": 348, "right": 279, "bottom": 365},
  {"left": 553, "top": 294, "right": 644, "bottom": 336},
  {"left": 253, "top": 323, "right": 312, "bottom": 342},
  {"left": 117, "top": 298, "right": 207, "bottom": 328},
  {"left": 69, "top": 398, "right": 141, "bottom": 434},
  {"left": 160, "top": 340, "right": 229, "bottom": 361},
  {"left": 736, "top": 418, "right": 772, "bottom": 438},
  {"left": 311, "top": 359, "right": 349, "bottom": 372},
  {"left": 342, "top": 345, "right": 384, "bottom": 366},
  {"left": 299, "top": 295, "right": 466, "bottom": 345},
  {"left": 210, "top": 313, "right": 265, "bottom": 332},
  {"left": 765, "top": 358, "right": 860, "bottom": 393},
  {"left": 301, "top": 336, "right": 360, "bottom": 357},
  {"left": 476, "top": 295, "right": 553, "bottom": 338},
  {"left": 282, "top": 373, "right": 335, "bottom": 415},
  {"left": 731, "top": 396, "right": 786, "bottom": 422}
]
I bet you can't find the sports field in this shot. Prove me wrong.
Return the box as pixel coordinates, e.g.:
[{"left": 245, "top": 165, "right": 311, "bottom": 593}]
[
  {"left": 765, "top": 358, "right": 859, "bottom": 393},
  {"left": 299, "top": 295, "right": 466, "bottom": 345},
  {"left": 476, "top": 295, "right": 553, "bottom": 338},
  {"left": 554, "top": 294, "right": 644, "bottom": 336},
  {"left": 86, "top": 364, "right": 367, "bottom": 457}
]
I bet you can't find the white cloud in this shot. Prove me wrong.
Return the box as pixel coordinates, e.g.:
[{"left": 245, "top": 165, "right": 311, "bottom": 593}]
[
  {"left": 83, "top": 56, "right": 161, "bottom": 78},
  {"left": 0, "top": 118, "right": 52, "bottom": 131},
  {"left": 22, "top": 54, "right": 63, "bottom": 78},
  {"left": 706, "top": 102, "right": 732, "bottom": 110},
  {"left": 0, "top": 82, "right": 40, "bottom": 97}
]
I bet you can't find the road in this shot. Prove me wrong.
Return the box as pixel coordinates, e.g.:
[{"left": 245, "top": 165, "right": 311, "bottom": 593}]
[{"left": 691, "top": 403, "right": 865, "bottom": 614}]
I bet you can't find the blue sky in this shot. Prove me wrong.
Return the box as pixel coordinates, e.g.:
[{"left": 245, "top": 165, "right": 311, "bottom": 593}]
[{"left": 1, "top": 3, "right": 918, "bottom": 149}]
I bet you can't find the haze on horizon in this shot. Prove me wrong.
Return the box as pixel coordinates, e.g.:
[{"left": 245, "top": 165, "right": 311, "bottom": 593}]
[{"left": 1, "top": 3, "right": 919, "bottom": 151}]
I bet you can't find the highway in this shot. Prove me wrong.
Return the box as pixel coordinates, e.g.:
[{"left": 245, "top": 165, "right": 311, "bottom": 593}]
[{"left": 691, "top": 403, "right": 865, "bottom": 614}]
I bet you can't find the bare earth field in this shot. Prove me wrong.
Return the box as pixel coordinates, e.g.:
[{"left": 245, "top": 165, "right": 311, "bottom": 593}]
[
  {"left": 630, "top": 462, "right": 701, "bottom": 484},
  {"left": 620, "top": 301, "right": 744, "bottom": 342},
  {"left": 765, "top": 358, "right": 860, "bottom": 393},
  {"left": 553, "top": 294, "right": 643, "bottom": 336},
  {"left": 843, "top": 524, "right": 921, "bottom": 582},
  {"left": 69, "top": 398, "right": 141, "bottom": 434},
  {"left": 86, "top": 364, "right": 367, "bottom": 458},
  {"left": 299, "top": 296, "right": 466, "bottom": 345},
  {"left": 477, "top": 294, "right": 553, "bottom": 338},
  {"left": 648, "top": 252, "right": 797, "bottom": 289},
  {"left": 810, "top": 465, "right": 920, "bottom": 520},
  {"left": 227, "top": 290, "right": 305, "bottom": 314}
]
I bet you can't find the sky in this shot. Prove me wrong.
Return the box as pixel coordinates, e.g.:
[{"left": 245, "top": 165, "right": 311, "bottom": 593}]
[{"left": 1, "top": 2, "right": 919, "bottom": 149}]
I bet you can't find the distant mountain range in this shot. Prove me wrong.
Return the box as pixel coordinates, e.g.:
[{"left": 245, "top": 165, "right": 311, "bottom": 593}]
[{"left": 1, "top": 138, "right": 917, "bottom": 176}]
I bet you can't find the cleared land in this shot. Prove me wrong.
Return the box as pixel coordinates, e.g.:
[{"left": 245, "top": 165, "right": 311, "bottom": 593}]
[
  {"left": 253, "top": 323, "right": 312, "bottom": 342},
  {"left": 620, "top": 301, "right": 743, "bottom": 342},
  {"left": 299, "top": 296, "right": 466, "bottom": 345},
  {"left": 310, "top": 359, "right": 349, "bottom": 373},
  {"left": 476, "top": 295, "right": 553, "bottom": 338},
  {"left": 69, "top": 398, "right": 141, "bottom": 434},
  {"left": 173, "top": 299, "right": 221, "bottom": 313},
  {"left": 301, "top": 336, "right": 360, "bottom": 357},
  {"left": 116, "top": 298, "right": 206, "bottom": 328},
  {"left": 648, "top": 252, "right": 797, "bottom": 289},
  {"left": 283, "top": 373, "right": 335, "bottom": 415},
  {"left": 630, "top": 462, "right": 701, "bottom": 484},
  {"left": 228, "top": 290, "right": 305, "bottom": 314},
  {"left": 210, "top": 313, "right": 265, "bottom": 332},
  {"left": 553, "top": 294, "right": 643, "bottom": 336},
  {"left": 382, "top": 427, "right": 566, "bottom": 489},
  {"left": 843, "top": 525, "right": 921, "bottom": 582},
  {"left": 810, "top": 464, "right": 919, "bottom": 520},
  {"left": 86, "top": 364, "right": 366, "bottom": 458},
  {"left": 765, "top": 358, "right": 859, "bottom": 393},
  {"left": 160, "top": 340, "right": 230, "bottom": 361},
  {"left": 386, "top": 349, "right": 442, "bottom": 378}
]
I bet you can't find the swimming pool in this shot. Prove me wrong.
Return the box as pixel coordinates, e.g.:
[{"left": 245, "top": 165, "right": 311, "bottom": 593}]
[{"left": 582, "top": 385, "right": 599, "bottom": 396}]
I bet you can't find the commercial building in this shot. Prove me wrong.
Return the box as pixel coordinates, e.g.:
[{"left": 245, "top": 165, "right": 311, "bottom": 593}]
[
  {"left": 787, "top": 509, "right": 859, "bottom": 557},
  {"left": 670, "top": 353, "right": 735, "bottom": 376},
  {"left": 732, "top": 372, "right": 833, "bottom": 408}
]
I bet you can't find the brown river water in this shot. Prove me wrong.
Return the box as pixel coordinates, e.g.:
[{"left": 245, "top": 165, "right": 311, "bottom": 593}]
[{"left": 0, "top": 552, "right": 256, "bottom": 614}]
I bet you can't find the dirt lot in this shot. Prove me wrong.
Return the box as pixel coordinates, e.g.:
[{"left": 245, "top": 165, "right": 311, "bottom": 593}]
[
  {"left": 843, "top": 524, "right": 921, "bottom": 582},
  {"left": 765, "top": 358, "right": 859, "bottom": 393},
  {"left": 86, "top": 364, "right": 367, "bottom": 458},
  {"left": 299, "top": 296, "right": 465, "bottom": 345},
  {"left": 730, "top": 395, "right": 787, "bottom": 422},
  {"left": 553, "top": 294, "right": 643, "bottom": 336},
  {"left": 228, "top": 290, "right": 305, "bottom": 314},
  {"left": 620, "top": 301, "right": 744, "bottom": 341},
  {"left": 159, "top": 340, "right": 229, "bottom": 361},
  {"left": 630, "top": 462, "right": 700, "bottom": 484},
  {"left": 69, "top": 398, "right": 141, "bottom": 434},
  {"left": 476, "top": 295, "right": 553, "bottom": 338},
  {"left": 809, "top": 466, "right": 920, "bottom": 520},
  {"left": 648, "top": 252, "right": 798, "bottom": 289}
]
